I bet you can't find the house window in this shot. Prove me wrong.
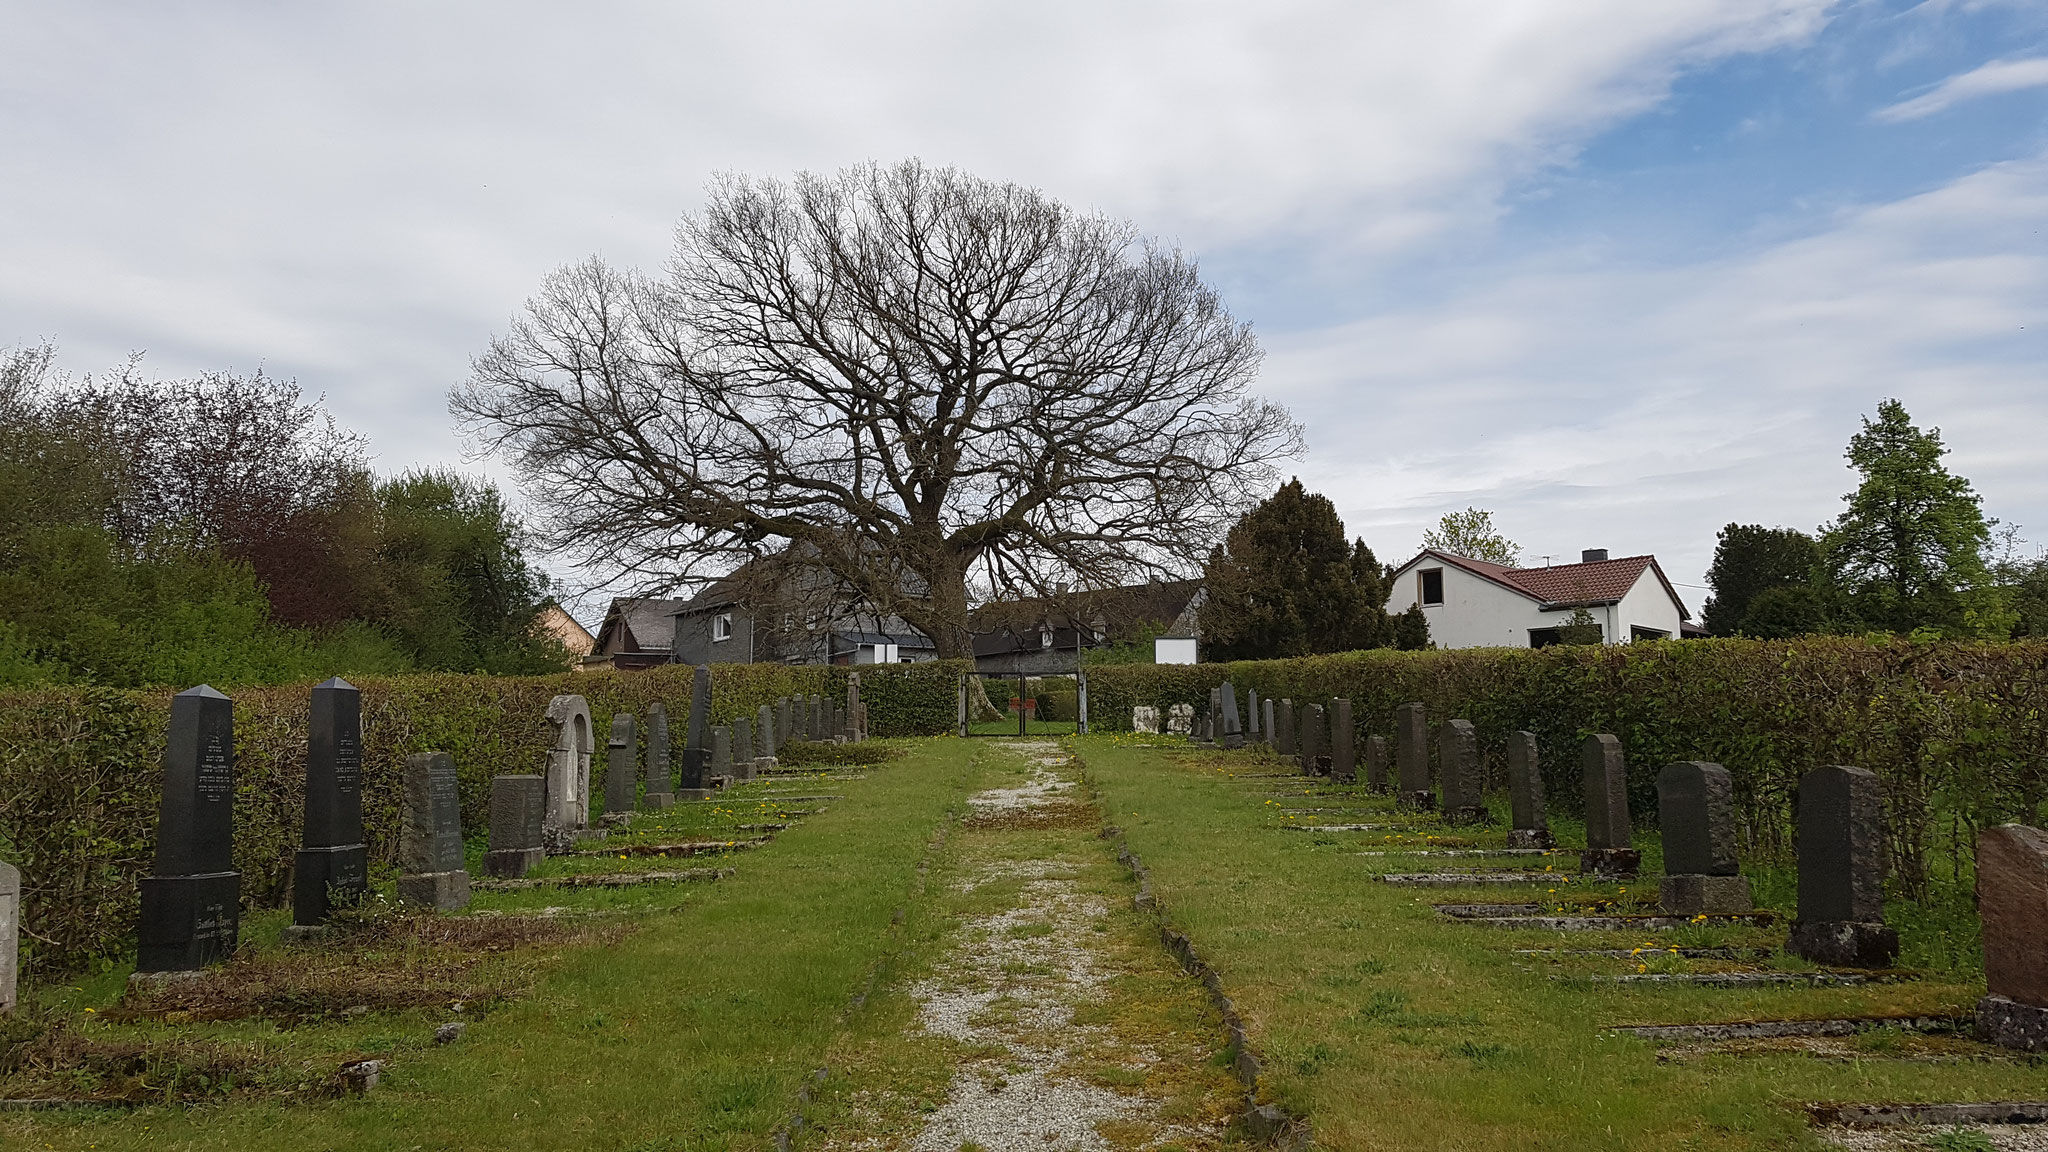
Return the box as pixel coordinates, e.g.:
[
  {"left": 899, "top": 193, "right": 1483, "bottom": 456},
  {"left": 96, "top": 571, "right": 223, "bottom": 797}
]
[
  {"left": 1630, "top": 626, "right": 1669, "bottom": 642},
  {"left": 712, "top": 613, "right": 733, "bottom": 643},
  {"left": 1419, "top": 569, "right": 1444, "bottom": 606}
]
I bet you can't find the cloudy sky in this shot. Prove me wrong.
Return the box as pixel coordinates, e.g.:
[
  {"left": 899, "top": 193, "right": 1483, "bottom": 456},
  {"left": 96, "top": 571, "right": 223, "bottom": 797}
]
[{"left": 5, "top": 1, "right": 2046, "bottom": 620}]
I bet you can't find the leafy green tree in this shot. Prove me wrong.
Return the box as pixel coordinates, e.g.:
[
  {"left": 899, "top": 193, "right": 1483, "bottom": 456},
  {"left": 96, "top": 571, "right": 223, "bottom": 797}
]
[
  {"left": 1701, "top": 524, "right": 1823, "bottom": 636},
  {"left": 1391, "top": 604, "right": 1431, "bottom": 651},
  {"left": 1553, "top": 607, "right": 1604, "bottom": 646},
  {"left": 1200, "top": 479, "right": 1395, "bottom": 660},
  {"left": 1737, "top": 584, "right": 1831, "bottom": 639},
  {"left": 1422, "top": 507, "right": 1519, "bottom": 565},
  {"left": 1823, "top": 399, "right": 2006, "bottom": 637}
]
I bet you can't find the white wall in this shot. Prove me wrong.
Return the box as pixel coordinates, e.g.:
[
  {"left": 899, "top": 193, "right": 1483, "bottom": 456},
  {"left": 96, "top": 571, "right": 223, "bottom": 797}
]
[
  {"left": 1386, "top": 559, "right": 1686, "bottom": 650},
  {"left": 1611, "top": 570, "right": 1686, "bottom": 640}
]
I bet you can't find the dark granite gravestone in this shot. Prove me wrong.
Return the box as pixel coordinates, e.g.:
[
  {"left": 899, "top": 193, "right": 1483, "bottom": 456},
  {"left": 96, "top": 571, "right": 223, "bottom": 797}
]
[
  {"left": 0, "top": 859, "right": 17, "bottom": 1015},
  {"left": 1788, "top": 765, "right": 1896, "bottom": 967},
  {"left": 679, "top": 666, "right": 713, "bottom": 799},
  {"left": 1276, "top": 700, "right": 1296, "bottom": 756},
  {"left": 397, "top": 752, "right": 470, "bottom": 910},
  {"left": 138, "top": 685, "right": 241, "bottom": 972},
  {"left": 294, "top": 677, "right": 368, "bottom": 928},
  {"left": 757, "top": 704, "right": 778, "bottom": 767},
  {"left": 1505, "top": 731, "right": 1552, "bottom": 849},
  {"left": 483, "top": 774, "right": 546, "bottom": 879},
  {"left": 643, "top": 704, "right": 674, "bottom": 810},
  {"left": 1394, "top": 702, "right": 1433, "bottom": 810},
  {"left": 1656, "top": 761, "right": 1750, "bottom": 914},
  {"left": 604, "top": 713, "right": 638, "bottom": 819},
  {"left": 1439, "top": 719, "right": 1486, "bottom": 824},
  {"left": 1579, "top": 734, "right": 1639, "bottom": 877},
  {"left": 1247, "top": 688, "right": 1261, "bottom": 741},
  {"left": 1975, "top": 824, "right": 2048, "bottom": 1051},
  {"left": 712, "top": 726, "right": 734, "bottom": 783},
  {"left": 734, "top": 716, "right": 756, "bottom": 781},
  {"left": 1330, "top": 699, "right": 1356, "bottom": 783},
  {"left": 1300, "top": 704, "right": 1328, "bottom": 775},
  {"left": 1363, "top": 734, "right": 1389, "bottom": 792}
]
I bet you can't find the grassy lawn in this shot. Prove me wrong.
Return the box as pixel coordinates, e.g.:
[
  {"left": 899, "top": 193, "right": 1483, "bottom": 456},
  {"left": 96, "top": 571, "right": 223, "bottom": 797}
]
[
  {"left": 4, "top": 739, "right": 986, "bottom": 1152},
  {"left": 1074, "top": 734, "right": 2048, "bottom": 1152}
]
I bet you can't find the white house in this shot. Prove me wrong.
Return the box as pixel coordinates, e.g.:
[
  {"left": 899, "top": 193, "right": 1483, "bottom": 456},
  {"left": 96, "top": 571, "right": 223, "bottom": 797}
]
[{"left": 1386, "top": 548, "right": 1697, "bottom": 650}]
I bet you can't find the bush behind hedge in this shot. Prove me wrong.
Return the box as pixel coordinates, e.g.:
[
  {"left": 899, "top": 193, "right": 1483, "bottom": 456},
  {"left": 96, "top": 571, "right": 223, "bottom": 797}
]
[
  {"left": 0, "top": 660, "right": 967, "bottom": 973},
  {"left": 1085, "top": 637, "right": 2048, "bottom": 896}
]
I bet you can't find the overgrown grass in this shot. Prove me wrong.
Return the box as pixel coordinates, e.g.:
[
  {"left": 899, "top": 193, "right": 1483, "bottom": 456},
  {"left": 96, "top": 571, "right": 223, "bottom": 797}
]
[
  {"left": 4, "top": 737, "right": 986, "bottom": 1150},
  {"left": 1075, "top": 736, "right": 2048, "bottom": 1152}
]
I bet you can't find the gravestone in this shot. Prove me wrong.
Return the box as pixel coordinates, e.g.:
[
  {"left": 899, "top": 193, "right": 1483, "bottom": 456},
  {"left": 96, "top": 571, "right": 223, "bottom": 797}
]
[
  {"left": 1203, "top": 688, "right": 1222, "bottom": 746},
  {"left": 1578, "top": 734, "right": 1639, "bottom": 877},
  {"left": 734, "top": 716, "right": 756, "bottom": 781},
  {"left": 1247, "top": 689, "right": 1261, "bottom": 741},
  {"left": 139, "top": 686, "right": 241, "bottom": 971},
  {"left": 1656, "top": 761, "right": 1750, "bottom": 914},
  {"left": 483, "top": 774, "right": 546, "bottom": 879},
  {"left": 1133, "top": 705, "right": 1160, "bottom": 734},
  {"left": 1504, "top": 731, "right": 1552, "bottom": 848},
  {"left": 1975, "top": 824, "right": 2048, "bottom": 1051},
  {"left": 712, "top": 726, "right": 734, "bottom": 783},
  {"left": 541, "top": 694, "right": 594, "bottom": 849},
  {"left": 1166, "top": 703, "right": 1193, "bottom": 735},
  {"left": 757, "top": 704, "right": 778, "bottom": 769},
  {"left": 848, "top": 675, "right": 863, "bottom": 741},
  {"left": 776, "top": 697, "right": 792, "bottom": 750},
  {"left": 1439, "top": 719, "right": 1486, "bottom": 824},
  {"left": 1276, "top": 699, "right": 1296, "bottom": 756},
  {"left": 0, "top": 860, "right": 17, "bottom": 1015},
  {"left": 1329, "top": 699, "right": 1356, "bottom": 783},
  {"left": 1788, "top": 765, "right": 1896, "bottom": 967},
  {"left": 678, "top": 666, "right": 713, "bottom": 799},
  {"left": 643, "top": 703, "right": 674, "bottom": 810},
  {"left": 809, "top": 695, "right": 824, "bottom": 741},
  {"left": 1394, "top": 702, "right": 1433, "bottom": 810},
  {"left": 1363, "top": 734, "right": 1389, "bottom": 792},
  {"left": 397, "top": 752, "right": 470, "bottom": 910},
  {"left": 294, "top": 677, "right": 368, "bottom": 927},
  {"left": 1300, "top": 704, "right": 1327, "bottom": 775},
  {"left": 604, "top": 713, "right": 638, "bottom": 820},
  {"left": 1261, "top": 698, "right": 1276, "bottom": 749}
]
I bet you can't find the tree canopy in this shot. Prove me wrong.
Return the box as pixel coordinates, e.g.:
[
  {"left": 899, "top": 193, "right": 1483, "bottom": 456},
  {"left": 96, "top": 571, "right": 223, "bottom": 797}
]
[
  {"left": 1198, "top": 479, "right": 1399, "bottom": 660},
  {"left": 1422, "top": 507, "right": 1519, "bottom": 565},
  {"left": 1701, "top": 524, "right": 1822, "bottom": 636}
]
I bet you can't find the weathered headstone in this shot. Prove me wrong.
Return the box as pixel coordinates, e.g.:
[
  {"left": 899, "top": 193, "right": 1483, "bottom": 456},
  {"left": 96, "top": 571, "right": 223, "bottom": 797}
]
[
  {"left": 1329, "top": 699, "right": 1356, "bottom": 783},
  {"left": 1247, "top": 689, "right": 1261, "bottom": 741},
  {"left": 678, "top": 666, "right": 713, "bottom": 799},
  {"left": 603, "top": 713, "right": 638, "bottom": 821},
  {"left": 712, "top": 726, "right": 734, "bottom": 783},
  {"left": 1261, "top": 698, "right": 1276, "bottom": 749},
  {"left": 1656, "top": 761, "right": 1750, "bottom": 914},
  {"left": 1505, "top": 731, "right": 1552, "bottom": 849},
  {"left": 642, "top": 703, "right": 674, "bottom": 810},
  {"left": 757, "top": 703, "right": 777, "bottom": 756},
  {"left": 1394, "top": 702, "right": 1432, "bottom": 810},
  {"left": 294, "top": 677, "right": 368, "bottom": 928},
  {"left": 0, "top": 860, "right": 18, "bottom": 1015},
  {"left": 734, "top": 716, "right": 756, "bottom": 781},
  {"left": 1203, "top": 687, "right": 1222, "bottom": 746},
  {"left": 1277, "top": 699, "right": 1296, "bottom": 756},
  {"left": 397, "top": 752, "right": 470, "bottom": 911},
  {"left": 1133, "top": 705, "right": 1160, "bottom": 733},
  {"left": 1439, "top": 719, "right": 1486, "bottom": 824},
  {"left": 138, "top": 685, "right": 241, "bottom": 972},
  {"left": 1975, "top": 824, "right": 2048, "bottom": 1051},
  {"left": 1221, "top": 684, "right": 1244, "bottom": 749},
  {"left": 483, "top": 774, "right": 546, "bottom": 879},
  {"left": 542, "top": 694, "right": 594, "bottom": 849},
  {"left": 776, "top": 697, "right": 792, "bottom": 750},
  {"left": 809, "top": 695, "right": 824, "bottom": 741},
  {"left": 1363, "top": 734, "right": 1389, "bottom": 792},
  {"left": 848, "top": 675, "right": 864, "bottom": 741},
  {"left": 1166, "top": 702, "right": 1193, "bottom": 735},
  {"left": 1788, "top": 765, "right": 1896, "bottom": 967},
  {"left": 1578, "top": 734, "right": 1639, "bottom": 877}
]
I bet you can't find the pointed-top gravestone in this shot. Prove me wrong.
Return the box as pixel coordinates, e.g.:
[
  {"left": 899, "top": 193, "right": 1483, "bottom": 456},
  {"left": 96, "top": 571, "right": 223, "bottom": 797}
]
[
  {"left": 1363, "top": 734, "right": 1389, "bottom": 792},
  {"left": 1330, "top": 699, "right": 1356, "bottom": 783},
  {"left": 643, "top": 704, "right": 674, "bottom": 810},
  {"left": 1505, "top": 731, "right": 1551, "bottom": 848},
  {"left": 1656, "top": 761, "right": 1749, "bottom": 914},
  {"left": 1976, "top": 824, "right": 2048, "bottom": 1051},
  {"left": 1578, "top": 734, "right": 1638, "bottom": 877},
  {"left": 1276, "top": 699, "right": 1296, "bottom": 756},
  {"left": 1439, "top": 719, "right": 1485, "bottom": 824},
  {"left": 138, "top": 685, "right": 240, "bottom": 972},
  {"left": 677, "top": 666, "right": 712, "bottom": 797},
  {"left": 1788, "top": 765, "right": 1896, "bottom": 967},
  {"left": 397, "top": 752, "right": 470, "bottom": 911},
  {"left": 1394, "top": 702, "right": 1432, "bottom": 810},
  {"left": 604, "top": 713, "right": 638, "bottom": 819},
  {"left": 294, "top": 677, "right": 368, "bottom": 928},
  {"left": 484, "top": 774, "right": 545, "bottom": 879},
  {"left": 0, "top": 860, "right": 18, "bottom": 1015}
]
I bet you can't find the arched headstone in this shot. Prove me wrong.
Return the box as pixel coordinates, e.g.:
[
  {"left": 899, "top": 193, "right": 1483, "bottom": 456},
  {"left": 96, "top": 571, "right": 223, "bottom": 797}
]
[{"left": 542, "top": 695, "right": 594, "bottom": 849}]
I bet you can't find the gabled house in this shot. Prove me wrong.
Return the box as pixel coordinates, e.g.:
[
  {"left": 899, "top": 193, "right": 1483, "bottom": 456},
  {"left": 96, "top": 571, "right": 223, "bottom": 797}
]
[
  {"left": 1385, "top": 548, "right": 1697, "bottom": 649},
  {"left": 970, "top": 579, "right": 1203, "bottom": 675},
  {"left": 590, "top": 596, "right": 695, "bottom": 669},
  {"left": 668, "top": 550, "right": 936, "bottom": 667}
]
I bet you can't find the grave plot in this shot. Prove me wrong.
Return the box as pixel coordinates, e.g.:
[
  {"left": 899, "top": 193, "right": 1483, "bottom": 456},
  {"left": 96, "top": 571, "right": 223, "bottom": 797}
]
[{"left": 801, "top": 741, "right": 1242, "bottom": 1151}]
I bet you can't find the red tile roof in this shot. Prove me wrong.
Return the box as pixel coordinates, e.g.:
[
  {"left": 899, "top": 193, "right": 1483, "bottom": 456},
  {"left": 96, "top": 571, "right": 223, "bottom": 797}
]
[{"left": 1401, "top": 550, "right": 1690, "bottom": 619}]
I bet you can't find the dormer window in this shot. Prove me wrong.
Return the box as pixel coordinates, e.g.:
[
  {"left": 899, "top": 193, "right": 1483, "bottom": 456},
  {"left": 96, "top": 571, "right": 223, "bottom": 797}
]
[
  {"left": 1420, "top": 569, "right": 1444, "bottom": 606},
  {"left": 712, "top": 613, "right": 733, "bottom": 642}
]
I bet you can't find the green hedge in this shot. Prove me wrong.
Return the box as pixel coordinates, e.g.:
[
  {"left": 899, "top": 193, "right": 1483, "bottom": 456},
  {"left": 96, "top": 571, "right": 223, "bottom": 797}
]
[
  {"left": 1086, "top": 638, "right": 2048, "bottom": 896},
  {"left": 0, "top": 660, "right": 966, "bottom": 974}
]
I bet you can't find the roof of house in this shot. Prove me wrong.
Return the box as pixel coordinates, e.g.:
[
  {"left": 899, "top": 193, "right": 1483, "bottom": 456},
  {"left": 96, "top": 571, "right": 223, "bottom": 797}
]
[
  {"left": 969, "top": 579, "right": 1202, "bottom": 639},
  {"left": 1393, "top": 549, "right": 1691, "bottom": 620},
  {"left": 593, "top": 597, "right": 695, "bottom": 654}
]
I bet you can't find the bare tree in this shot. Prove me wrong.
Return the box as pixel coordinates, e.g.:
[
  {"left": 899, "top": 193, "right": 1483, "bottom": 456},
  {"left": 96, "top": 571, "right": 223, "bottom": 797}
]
[{"left": 453, "top": 161, "right": 1301, "bottom": 658}]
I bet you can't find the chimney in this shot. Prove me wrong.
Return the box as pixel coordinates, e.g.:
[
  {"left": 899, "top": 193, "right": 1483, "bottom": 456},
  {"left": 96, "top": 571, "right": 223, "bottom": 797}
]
[{"left": 1582, "top": 548, "right": 1608, "bottom": 564}]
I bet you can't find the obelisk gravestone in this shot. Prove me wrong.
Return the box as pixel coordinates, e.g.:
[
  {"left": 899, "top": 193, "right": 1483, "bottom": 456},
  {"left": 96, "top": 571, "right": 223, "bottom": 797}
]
[
  {"left": 294, "top": 677, "right": 368, "bottom": 928},
  {"left": 137, "top": 685, "right": 241, "bottom": 972}
]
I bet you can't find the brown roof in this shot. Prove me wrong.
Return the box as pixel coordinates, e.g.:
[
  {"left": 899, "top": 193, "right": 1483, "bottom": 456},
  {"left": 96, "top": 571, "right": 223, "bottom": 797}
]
[{"left": 1399, "top": 550, "right": 1690, "bottom": 620}]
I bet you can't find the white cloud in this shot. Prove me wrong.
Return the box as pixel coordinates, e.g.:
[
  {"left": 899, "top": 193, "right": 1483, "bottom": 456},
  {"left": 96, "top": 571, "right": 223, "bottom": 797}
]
[{"left": 1874, "top": 55, "right": 2048, "bottom": 121}]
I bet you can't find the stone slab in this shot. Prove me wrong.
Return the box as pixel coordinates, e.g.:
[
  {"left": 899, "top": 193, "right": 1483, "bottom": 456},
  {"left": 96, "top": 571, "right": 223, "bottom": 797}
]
[
  {"left": 1578, "top": 972, "right": 1867, "bottom": 986},
  {"left": 396, "top": 870, "right": 471, "bottom": 911},
  {"left": 1787, "top": 919, "right": 1899, "bottom": 968},
  {"left": 1580, "top": 847, "right": 1642, "bottom": 878},
  {"left": 482, "top": 847, "right": 544, "bottom": 880},
  {"left": 1379, "top": 873, "right": 1557, "bottom": 887},
  {"left": 1978, "top": 994, "right": 2048, "bottom": 1053},
  {"left": 1611, "top": 1016, "right": 1968, "bottom": 1043},
  {"left": 1809, "top": 1100, "right": 2048, "bottom": 1129},
  {"left": 472, "top": 867, "right": 733, "bottom": 891},
  {"left": 1659, "top": 873, "right": 1753, "bottom": 915}
]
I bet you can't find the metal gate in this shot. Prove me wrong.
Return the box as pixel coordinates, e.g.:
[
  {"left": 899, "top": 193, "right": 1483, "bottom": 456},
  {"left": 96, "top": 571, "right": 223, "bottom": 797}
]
[{"left": 956, "top": 672, "right": 1089, "bottom": 737}]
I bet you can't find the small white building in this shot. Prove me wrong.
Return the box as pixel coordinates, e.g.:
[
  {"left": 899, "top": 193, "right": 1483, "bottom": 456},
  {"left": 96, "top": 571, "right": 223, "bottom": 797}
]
[{"left": 1385, "top": 548, "right": 1697, "bottom": 650}]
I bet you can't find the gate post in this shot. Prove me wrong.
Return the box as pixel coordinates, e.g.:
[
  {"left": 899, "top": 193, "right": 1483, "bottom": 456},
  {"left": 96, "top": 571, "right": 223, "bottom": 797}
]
[{"left": 1077, "top": 668, "right": 1089, "bottom": 735}]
